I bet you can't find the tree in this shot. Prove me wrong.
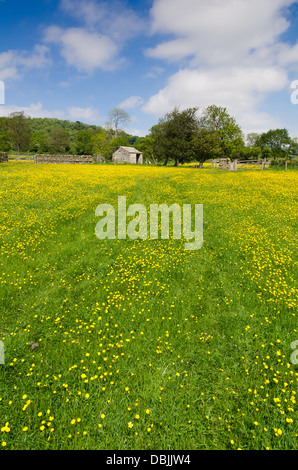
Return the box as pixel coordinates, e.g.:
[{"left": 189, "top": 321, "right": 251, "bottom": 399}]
[
  {"left": 47, "top": 127, "right": 70, "bottom": 154},
  {"left": 107, "top": 108, "right": 130, "bottom": 138},
  {"left": 29, "top": 132, "right": 49, "bottom": 153},
  {"left": 148, "top": 122, "right": 172, "bottom": 165},
  {"left": 74, "top": 129, "right": 95, "bottom": 155},
  {"left": 192, "top": 129, "right": 222, "bottom": 167},
  {"left": 0, "top": 132, "right": 11, "bottom": 152},
  {"left": 201, "top": 105, "right": 244, "bottom": 157},
  {"left": 8, "top": 111, "right": 31, "bottom": 158},
  {"left": 137, "top": 135, "right": 156, "bottom": 164},
  {"left": 92, "top": 129, "right": 111, "bottom": 160},
  {"left": 246, "top": 132, "right": 260, "bottom": 147},
  {"left": 154, "top": 107, "right": 200, "bottom": 166},
  {"left": 237, "top": 146, "right": 262, "bottom": 160},
  {"left": 256, "top": 129, "right": 292, "bottom": 158}
]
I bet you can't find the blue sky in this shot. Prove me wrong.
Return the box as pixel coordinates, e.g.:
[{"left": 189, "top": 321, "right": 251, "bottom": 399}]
[{"left": 1, "top": 0, "right": 298, "bottom": 138}]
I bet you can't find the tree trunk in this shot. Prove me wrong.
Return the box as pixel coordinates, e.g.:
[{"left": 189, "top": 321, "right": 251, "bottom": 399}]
[
  {"left": 174, "top": 158, "right": 179, "bottom": 167},
  {"left": 17, "top": 144, "right": 20, "bottom": 159}
]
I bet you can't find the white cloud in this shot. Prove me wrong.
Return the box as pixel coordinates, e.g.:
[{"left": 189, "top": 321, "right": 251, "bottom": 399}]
[
  {"left": 46, "top": 1, "right": 147, "bottom": 74},
  {"left": 44, "top": 26, "right": 120, "bottom": 73},
  {"left": 119, "top": 96, "right": 144, "bottom": 109},
  {"left": 60, "top": 0, "right": 105, "bottom": 26},
  {"left": 143, "top": 0, "right": 298, "bottom": 134},
  {"left": 148, "top": 0, "right": 295, "bottom": 67},
  {"left": 0, "top": 102, "right": 104, "bottom": 126},
  {"left": 60, "top": 0, "right": 146, "bottom": 42},
  {"left": 126, "top": 128, "right": 148, "bottom": 138},
  {"left": 0, "top": 102, "right": 65, "bottom": 119},
  {"left": 67, "top": 106, "right": 103, "bottom": 123},
  {"left": 0, "top": 45, "right": 51, "bottom": 81},
  {"left": 144, "top": 66, "right": 165, "bottom": 79},
  {"left": 143, "top": 66, "right": 287, "bottom": 129}
]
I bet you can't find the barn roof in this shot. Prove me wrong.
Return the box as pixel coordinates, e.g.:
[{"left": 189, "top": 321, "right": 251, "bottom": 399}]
[{"left": 118, "top": 146, "right": 142, "bottom": 153}]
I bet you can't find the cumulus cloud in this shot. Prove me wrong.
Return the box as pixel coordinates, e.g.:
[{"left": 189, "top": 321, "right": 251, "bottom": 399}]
[
  {"left": 60, "top": 0, "right": 146, "bottom": 42},
  {"left": 67, "top": 106, "right": 103, "bottom": 123},
  {"left": 143, "top": 66, "right": 287, "bottom": 132},
  {"left": 143, "top": 0, "right": 298, "bottom": 134},
  {"left": 119, "top": 96, "right": 144, "bottom": 109},
  {"left": 44, "top": 26, "right": 120, "bottom": 73},
  {"left": 148, "top": 0, "right": 295, "bottom": 66},
  {"left": 144, "top": 66, "right": 165, "bottom": 79},
  {"left": 0, "top": 102, "right": 104, "bottom": 125},
  {"left": 0, "top": 45, "right": 51, "bottom": 81},
  {"left": 43, "top": 0, "right": 148, "bottom": 74},
  {"left": 0, "top": 102, "right": 65, "bottom": 119}
]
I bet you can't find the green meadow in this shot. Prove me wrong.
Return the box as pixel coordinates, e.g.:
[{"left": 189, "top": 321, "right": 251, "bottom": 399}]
[{"left": 0, "top": 162, "right": 297, "bottom": 450}]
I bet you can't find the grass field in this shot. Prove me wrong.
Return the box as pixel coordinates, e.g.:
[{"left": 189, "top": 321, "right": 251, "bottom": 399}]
[{"left": 0, "top": 162, "right": 297, "bottom": 450}]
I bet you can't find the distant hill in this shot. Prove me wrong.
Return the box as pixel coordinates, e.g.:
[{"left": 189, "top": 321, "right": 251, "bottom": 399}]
[{"left": 29, "top": 118, "right": 99, "bottom": 143}]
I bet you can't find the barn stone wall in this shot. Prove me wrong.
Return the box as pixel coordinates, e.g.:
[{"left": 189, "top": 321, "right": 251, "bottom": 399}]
[
  {"left": 0, "top": 152, "right": 8, "bottom": 163},
  {"left": 112, "top": 148, "right": 143, "bottom": 164},
  {"left": 34, "top": 154, "right": 94, "bottom": 164},
  {"left": 112, "top": 148, "right": 134, "bottom": 164}
]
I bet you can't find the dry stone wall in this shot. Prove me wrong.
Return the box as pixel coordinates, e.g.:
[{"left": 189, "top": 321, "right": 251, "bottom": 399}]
[
  {"left": 218, "top": 158, "right": 233, "bottom": 170},
  {"left": 34, "top": 154, "right": 94, "bottom": 164},
  {"left": 0, "top": 152, "right": 8, "bottom": 163}
]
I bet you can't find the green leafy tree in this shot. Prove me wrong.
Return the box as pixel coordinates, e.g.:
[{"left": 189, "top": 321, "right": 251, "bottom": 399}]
[
  {"left": 29, "top": 132, "right": 49, "bottom": 153},
  {"left": 256, "top": 129, "right": 292, "bottom": 158},
  {"left": 0, "top": 130, "right": 11, "bottom": 152},
  {"left": 137, "top": 135, "right": 156, "bottom": 164},
  {"left": 261, "top": 147, "right": 273, "bottom": 160},
  {"left": 148, "top": 122, "right": 171, "bottom": 165},
  {"left": 8, "top": 111, "right": 31, "bottom": 158},
  {"left": 92, "top": 129, "right": 112, "bottom": 160},
  {"left": 47, "top": 127, "right": 70, "bottom": 154},
  {"left": 201, "top": 105, "right": 244, "bottom": 157},
  {"left": 74, "top": 129, "right": 95, "bottom": 155},
  {"left": 192, "top": 129, "right": 222, "bottom": 167},
  {"left": 153, "top": 107, "right": 200, "bottom": 166},
  {"left": 237, "top": 146, "right": 262, "bottom": 160}
]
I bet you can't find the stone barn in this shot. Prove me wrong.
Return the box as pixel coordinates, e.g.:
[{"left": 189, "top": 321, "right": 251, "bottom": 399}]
[{"left": 112, "top": 146, "right": 143, "bottom": 165}]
